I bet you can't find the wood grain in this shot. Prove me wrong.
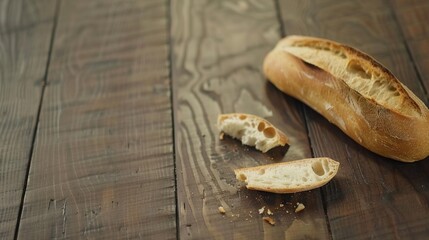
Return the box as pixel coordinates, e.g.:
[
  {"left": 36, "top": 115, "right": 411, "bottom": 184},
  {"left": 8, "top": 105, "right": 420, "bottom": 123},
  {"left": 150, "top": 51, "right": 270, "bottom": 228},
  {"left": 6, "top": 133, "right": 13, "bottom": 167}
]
[
  {"left": 391, "top": 0, "right": 429, "bottom": 99},
  {"left": 0, "top": 0, "right": 55, "bottom": 33},
  {"left": 16, "top": 0, "right": 175, "bottom": 239},
  {"left": 0, "top": 0, "right": 57, "bottom": 239},
  {"left": 171, "top": 0, "right": 330, "bottom": 239},
  {"left": 278, "top": 0, "right": 429, "bottom": 239}
]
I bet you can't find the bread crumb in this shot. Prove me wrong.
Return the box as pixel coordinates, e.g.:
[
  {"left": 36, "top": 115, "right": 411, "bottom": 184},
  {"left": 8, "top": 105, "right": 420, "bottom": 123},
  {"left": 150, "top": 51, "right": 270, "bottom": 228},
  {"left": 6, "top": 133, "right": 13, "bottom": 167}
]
[
  {"left": 295, "top": 203, "right": 305, "bottom": 213},
  {"left": 218, "top": 206, "right": 226, "bottom": 214},
  {"left": 219, "top": 132, "right": 224, "bottom": 140},
  {"left": 263, "top": 217, "right": 275, "bottom": 226},
  {"left": 267, "top": 209, "right": 273, "bottom": 215},
  {"left": 279, "top": 204, "right": 284, "bottom": 207},
  {"left": 258, "top": 206, "right": 265, "bottom": 215}
]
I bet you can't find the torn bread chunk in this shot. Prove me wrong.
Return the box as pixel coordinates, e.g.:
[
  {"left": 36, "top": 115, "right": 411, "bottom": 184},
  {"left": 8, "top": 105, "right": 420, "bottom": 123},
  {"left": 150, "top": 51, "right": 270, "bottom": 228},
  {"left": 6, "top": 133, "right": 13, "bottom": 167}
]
[
  {"left": 235, "top": 157, "right": 339, "bottom": 194},
  {"left": 217, "top": 113, "right": 289, "bottom": 153}
]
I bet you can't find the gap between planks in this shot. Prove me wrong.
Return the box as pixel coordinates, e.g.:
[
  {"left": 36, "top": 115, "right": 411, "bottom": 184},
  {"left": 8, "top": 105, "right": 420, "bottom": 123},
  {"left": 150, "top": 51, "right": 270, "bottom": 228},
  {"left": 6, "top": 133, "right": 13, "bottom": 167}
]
[
  {"left": 166, "top": 0, "right": 180, "bottom": 239},
  {"left": 13, "top": 1, "right": 62, "bottom": 239}
]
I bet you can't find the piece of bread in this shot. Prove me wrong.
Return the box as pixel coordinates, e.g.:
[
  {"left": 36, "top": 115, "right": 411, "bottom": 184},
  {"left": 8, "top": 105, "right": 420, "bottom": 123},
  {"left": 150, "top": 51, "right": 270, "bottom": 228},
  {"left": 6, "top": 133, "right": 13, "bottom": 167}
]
[
  {"left": 235, "top": 157, "right": 339, "bottom": 193},
  {"left": 217, "top": 113, "right": 289, "bottom": 153},
  {"left": 263, "top": 35, "right": 429, "bottom": 162}
]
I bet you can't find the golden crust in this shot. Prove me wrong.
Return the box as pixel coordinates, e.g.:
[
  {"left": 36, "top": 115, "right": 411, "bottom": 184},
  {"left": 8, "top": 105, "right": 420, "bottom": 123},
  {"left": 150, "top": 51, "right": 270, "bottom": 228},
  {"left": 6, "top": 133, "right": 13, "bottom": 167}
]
[
  {"left": 278, "top": 36, "right": 423, "bottom": 115},
  {"left": 263, "top": 35, "right": 429, "bottom": 162}
]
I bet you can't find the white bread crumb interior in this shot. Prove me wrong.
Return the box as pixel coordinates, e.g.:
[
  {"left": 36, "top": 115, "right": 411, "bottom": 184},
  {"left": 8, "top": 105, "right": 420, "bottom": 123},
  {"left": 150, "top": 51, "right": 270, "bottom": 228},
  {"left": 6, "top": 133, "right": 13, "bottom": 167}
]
[
  {"left": 217, "top": 113, "right": 288, "bottom": 153},
  {"left": 235, "top": 157, "right": 339, "bottom": 194}
]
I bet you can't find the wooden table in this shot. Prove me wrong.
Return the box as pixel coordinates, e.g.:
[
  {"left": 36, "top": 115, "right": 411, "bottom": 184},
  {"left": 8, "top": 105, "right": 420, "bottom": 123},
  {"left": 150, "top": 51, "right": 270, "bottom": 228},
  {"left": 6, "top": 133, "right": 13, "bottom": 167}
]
[{"left": 1, "top": 0, "right": 429, "bottom": 239}]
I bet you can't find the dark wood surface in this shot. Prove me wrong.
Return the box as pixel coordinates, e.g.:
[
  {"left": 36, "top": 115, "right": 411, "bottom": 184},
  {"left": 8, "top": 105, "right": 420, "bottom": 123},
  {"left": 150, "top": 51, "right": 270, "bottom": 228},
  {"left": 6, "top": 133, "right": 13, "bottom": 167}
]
[
  {"left": 14, "top": 0, "right": 175, "bottom": 239},
  {"left": 0, "top": 0, "right": 57, "bottom": 238},
  {"left": 1, "top": 0, "right": 428, "bottom": 239}
]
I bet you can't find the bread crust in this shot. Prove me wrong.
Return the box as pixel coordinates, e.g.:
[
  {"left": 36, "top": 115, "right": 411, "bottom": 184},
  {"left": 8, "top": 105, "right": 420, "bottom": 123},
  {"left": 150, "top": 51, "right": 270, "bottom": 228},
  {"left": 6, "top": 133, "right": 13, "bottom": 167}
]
[{"left": 263, "top": 35, "right": 429, "bottom": 162}]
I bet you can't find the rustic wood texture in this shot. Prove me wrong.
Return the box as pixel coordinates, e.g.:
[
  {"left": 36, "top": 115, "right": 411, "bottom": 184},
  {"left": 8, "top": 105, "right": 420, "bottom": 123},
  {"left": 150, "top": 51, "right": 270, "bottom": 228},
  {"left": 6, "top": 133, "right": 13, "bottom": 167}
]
[
  {"left": 278, "top": 0, "right": 429, "bottom": 239},
  {"left": 172, "top": 0, "right": 330, "bottom": 239},
  {"left": 0, "top": 0, "right": 55, "bottom": 33},
  {"left": 16, "top": 0, "right": 176, "bottom": 239},
  {"left": 2, "top": 0, "right": 429, "bottom": 239},
  {"left": 0, "top": 0, "right": 57, "bottom": 239},
  {"left": 391, "top": 0, "right": 429, "bottom": 98}
]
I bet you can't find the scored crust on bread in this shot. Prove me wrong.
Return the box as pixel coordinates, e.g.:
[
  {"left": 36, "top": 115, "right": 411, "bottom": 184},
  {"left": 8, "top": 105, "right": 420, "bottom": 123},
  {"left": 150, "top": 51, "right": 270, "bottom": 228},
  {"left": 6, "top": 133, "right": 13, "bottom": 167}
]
[
  {"left": 234, "top": 157, "right": 339, "bottom": 194},
  {"left": 263, "top": 35, "right": 429, "bottom": 162},
  {"left": 217, "top": 113, "right": 289, "bottom": 153}
]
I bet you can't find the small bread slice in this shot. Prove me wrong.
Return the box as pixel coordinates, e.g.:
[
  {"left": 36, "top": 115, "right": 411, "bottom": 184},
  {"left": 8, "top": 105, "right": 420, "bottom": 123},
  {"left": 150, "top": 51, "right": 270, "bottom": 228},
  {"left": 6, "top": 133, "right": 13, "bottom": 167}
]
[
  {"left": 234, "top": 157, "right": 339, "bottom": 193},
  {"left": 217, "top": 113, "right": 289, "bottom": 153}
]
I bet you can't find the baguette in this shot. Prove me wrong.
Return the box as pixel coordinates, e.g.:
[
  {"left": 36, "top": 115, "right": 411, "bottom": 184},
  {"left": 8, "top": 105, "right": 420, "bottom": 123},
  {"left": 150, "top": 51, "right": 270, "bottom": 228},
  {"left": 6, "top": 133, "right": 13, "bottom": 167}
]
[
  {"left": 217, "top": 113, "right": 288, "bottom": 153},
  {"left": 263, "top": 35, "right": 429, "bottom": 162},
  {"left": 235, "top": 157, "right": 339, "bottom": 193}
]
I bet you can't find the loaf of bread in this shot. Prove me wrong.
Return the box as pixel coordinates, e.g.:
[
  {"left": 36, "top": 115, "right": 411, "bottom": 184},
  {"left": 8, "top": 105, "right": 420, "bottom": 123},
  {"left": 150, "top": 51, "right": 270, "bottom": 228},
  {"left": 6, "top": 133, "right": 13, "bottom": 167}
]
[
  {"left": 217, "top": 113, "right": 288, "bottom": 153},
  {"left": 235, "top": 157, "right": 339, "bottom": 193},
  {"left": 263, "top": 35, "right": 429, "bottom": 162}
]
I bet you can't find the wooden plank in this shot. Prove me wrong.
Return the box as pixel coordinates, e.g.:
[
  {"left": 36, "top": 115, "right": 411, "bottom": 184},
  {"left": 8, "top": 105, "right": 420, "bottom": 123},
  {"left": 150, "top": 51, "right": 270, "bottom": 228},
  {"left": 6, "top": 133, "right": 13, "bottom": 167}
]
[
  {"left": 172, "top": 0, "right": 330, "bottom": 239},
  {"left": 278, "top": 0, "right": 429, "bottom": 239},
  {"left": 0, "top": 0, "right": 56, "bottom": 239},
  {"left": 16, "top": 0, "right": 176, "bottom": 239},
  {"left": 391, "top": 0, "right": 429, "bottom": 97},
  {"left": 0, "top": 0, "right": 55, "bottom": 33}
]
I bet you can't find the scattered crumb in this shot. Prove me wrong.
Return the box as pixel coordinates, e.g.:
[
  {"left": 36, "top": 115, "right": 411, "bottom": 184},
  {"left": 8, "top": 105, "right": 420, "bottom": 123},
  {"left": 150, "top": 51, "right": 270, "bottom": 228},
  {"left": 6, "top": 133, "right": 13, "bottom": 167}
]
[
  {"left": 263, "top": 217, "right": 275, "bottom": 226},
  {"left": 267, "top": 209, "right": 273, "bottom": 215},
  {"left": 258, "top": 206, "right": 265, "bottom": 215},
  {"left": 219, "top": 132, "right": 225, "bottom": 140},
  {"left": 279, "top": 204, "right": 284, "bottom": 207},
  {"left": 295, "top": 203, "right": 305, "bottom": 213},
  {"left": 218, "top": 206, "right": 226, "bottom": 214},
  {"left": 286, "top": 210, "right": 289, "bottom": 214}
]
